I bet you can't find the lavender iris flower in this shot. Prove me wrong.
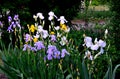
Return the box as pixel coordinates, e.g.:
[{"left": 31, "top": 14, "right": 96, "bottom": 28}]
[
  {"left": 11, "top": 21, "right": 16, "bottom": 28},
  {"left": 46, "top": 45, "right": 60, "bottom": 60},
  {"left": 98, "top": 40, "right": 106, "bottom": 54},
  {"left": 7, "top": 15, "right": 21, "bottom": 33},
  {"left": 42, "top": 30, "right": 48, "bottom": 39},
  {"left": 98, "top": 40, "right": 106, "bottom": 47},
  {"left": 46, "top": 45, "right": 70, "bottom": 60},
  {"left": 0, "top": 21, "right": 3, "bottom": 27},
  {"left": 16, "top": 21, "right": 21, "bottom": 29},
  {"left": 34, "top": 41, "right": 45, "bottom": 50},
  {"left": 50, "top": 35, "right": 56, "bottom": 42},
  {"left": 23, "top": 44, "right": 37, "bottom": 52},
  {"left": 7, "top": 25, "right": 13, "bottom": 33},
  {"left": 47, "top": 45, "right": 57, "bottom": 55},
  {"left": 61, "top": 49, "right": 70, "bottom": 58},
  {"left": 24, "top": 34, "right": 32, "bottom": 43},
  {"left": 14, "top": 15, "right": 19, "bottom": 21},
  {"left": 100, "top": 47, "right": 104, "bottom": 54},
  {"left": 47, "top": 54, "right": 53, "bottom": 60},
  {"left": 90, "top": 44, "right": 99, "bottom": 51},
  {"left": 83, "top": 36, "right": 93, "bottom": 48},
  {"left": 30, "top": 47, "right": 37, "bottom": 51},
  {"left": 23, "top": 44, "right": 31, "bottom": 51},
  {"left": 8, "top": 16, "right": 12, "bottom": 23},
  {"left": 53, "top": 50, "right": 60, "bottom": 59}
]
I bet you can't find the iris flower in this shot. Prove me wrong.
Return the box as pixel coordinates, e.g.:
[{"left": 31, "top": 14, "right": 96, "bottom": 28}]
[
  {"left": 24, "top": 34, "right": 33, "bottom": 43},
  {"left": 7, "top": 25, "right": 13, "bottom": 33},
  {"left": 42, "top": 30, "right": 49, "bottom": 39},
  {"left": 14, "top": 14, "right": 19, "bottom": 21},
  {"left": 23, "top": 44, "right": 31, "bottom": 51},
  {"left": 8, "top": 16, "right": 12, "bottom": 23},
  {"left": 50, "top": 35, "right": 56, "bottom": 42},
  {"left": 60, "top": 36, "right": 68, "bottom": 46},
  {"left": 48, "top": 11, "right": 57, "bottom": 21},
  {"left": 84, "top": 50, "right": 93, "bottom": 60},
  {"left": 33, "top": 37, "right": 38, "bottom": 43},
  {"left": 83, "top": 36, "right": 93, "bottom": 48},
  {"left": 37, "top": 13, "right": 44, "bottom": 19},
  {"left": 34, "top": 41, "right": 45, "bottom": 51},
  {"left": 58, "top": 16, "right": 68, "bottom": 24},
  {"left": 29, "top": 24, "right": 36, "bottom": 33},
  {"left": 61, "top": 49, "right": 70, "bottom": 58},
  {"left": 53, "top": 50, "right": 60, "bottom": 59}
]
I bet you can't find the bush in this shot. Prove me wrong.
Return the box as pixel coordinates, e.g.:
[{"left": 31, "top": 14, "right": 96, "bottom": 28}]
[{"left": 110, "top": 0, "right": 120, "bottom": 51}]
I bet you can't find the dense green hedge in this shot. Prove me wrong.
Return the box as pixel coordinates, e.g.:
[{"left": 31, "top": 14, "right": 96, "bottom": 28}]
[
  {"left": 91, "top": 0, "right": 110, "bottom": 6},
  {"left": 110, "top": 0, "right": 120, "bottom": 50},
  {"left": 109, "top": 0, "right": 120, "bottom": 78}
]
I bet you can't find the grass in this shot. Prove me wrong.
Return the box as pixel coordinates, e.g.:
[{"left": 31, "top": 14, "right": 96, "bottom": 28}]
[
  {"left": 89, "top": 5, "right": 109, "bottom": 11},
  {"left": 74, "top": 5, "right": 113, "bottom": 20}
]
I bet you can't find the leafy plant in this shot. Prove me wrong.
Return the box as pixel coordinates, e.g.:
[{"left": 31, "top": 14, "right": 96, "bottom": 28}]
[{"left": 0, "top": 11, "right": 119, "bottom": 79}]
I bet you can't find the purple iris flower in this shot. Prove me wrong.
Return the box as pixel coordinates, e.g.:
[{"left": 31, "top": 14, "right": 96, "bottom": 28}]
[
  {"left": 53, "top": 50, "right": 60, "bottom": 59},
  {"left": 8, "top": 16, "right": 12, "bottom": 23},
  {"left": 7, "top": 25, "right": 13, "bottom": 33},
  {"left": 46, "top": 45, "right": 60, "bottom": 60},
  {"left": 61, "top": 49, "right": 70, "bottom": 58},
  {"left": 0, "top": 21, "right": 3, "bottom": 26},
  {"left": 24, "top": 34, "right": 32, "bottom": 43},
  {"left": 23, "top": 44, "right": 31, "bottom": 51},
  {"left": 15, "top": 21, "right": 21, "bottom": 29},
  {"left": 11, "top": 21, "right": 16, "bottom": 28},
  {"left": 14, "top": 14, "right": 19, "bottom": 21},
  {"left": 50, "top": 35, "right": 56, "bottom": 42},
  {"left": 30, "top": 46, "right": 37, "bottom": 51},
  {"left": 47, "top": 45, "right": 57, "bottom": 55},
  {"left": 34, "top": 41, "right": 45, "bottom": 50},
  {"left": 47, "top": 54, "right": 53, "bottom": 60},
  {"left": 100, "top": 47, "right": 104, "bottom": 54},
  {"left": 8, "top": 15, "right": 21, "bottom": 28}
]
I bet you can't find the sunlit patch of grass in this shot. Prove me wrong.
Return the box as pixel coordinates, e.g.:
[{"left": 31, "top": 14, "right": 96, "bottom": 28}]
[
  {"left": 74, "top": 5, "right": 112, "bottom": 20},
  {"left": 89, "top": 5, "right": 109, "bottom": 11}
]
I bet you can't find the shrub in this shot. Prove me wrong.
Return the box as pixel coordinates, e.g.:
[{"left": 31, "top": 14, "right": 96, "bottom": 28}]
[{"left": 110, "top": 0, "right": 120, "bottom": 51}]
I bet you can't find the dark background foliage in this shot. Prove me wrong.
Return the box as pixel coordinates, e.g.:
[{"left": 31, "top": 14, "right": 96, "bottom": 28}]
[
  {"left": 0, "top": 0, "right": 81, "bottom": 22},
  {"left": 0, "top": 0, "right": 81, "bottom": 48},
  {"left": 110, "top": 0, "right": 120, "bottom": 51},
  {"left": 109, "top": 0, "right": 120, "bottom": 78}
]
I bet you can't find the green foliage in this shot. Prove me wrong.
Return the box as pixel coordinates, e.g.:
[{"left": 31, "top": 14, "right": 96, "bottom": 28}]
[
  {"left": 111, "top": 0, "right": 120, "bottom": 74},
  {"left": 91, "top": 0, "right": 100, "bottom": 6},
  {"left": 0, "top": 25, "right": 119, "bottom": 79},
  {"left": 104, "top": 59, "right": 120, "bottom": 79},
  {"left": 75, "top": 10, "right": 113, "bottom": 20},
  {"left": 0, "top": 42, "right": 81, "bottom": 79},
  {"left": 110, "top": 0, "right": 120, "bottom": 50},
  {"left": 91, "top": 0, "right": 110, "bottom": 6},
  {"left": 0, "top": 1, "right": 120, "bottom": 78}
]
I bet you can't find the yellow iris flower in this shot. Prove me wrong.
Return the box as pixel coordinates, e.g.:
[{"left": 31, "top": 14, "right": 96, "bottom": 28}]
[
  {"left": 60, "top": 23, "right": 67, "bottom": 31},
  {"left": 50, "top": 31, "right": 55, "bottom": 35},
  {"left": 33, "top": 37, "right": 38, "bottom": 43},
  {"left": 28, "top": 24, "right": 36, "bottom": 33}
]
